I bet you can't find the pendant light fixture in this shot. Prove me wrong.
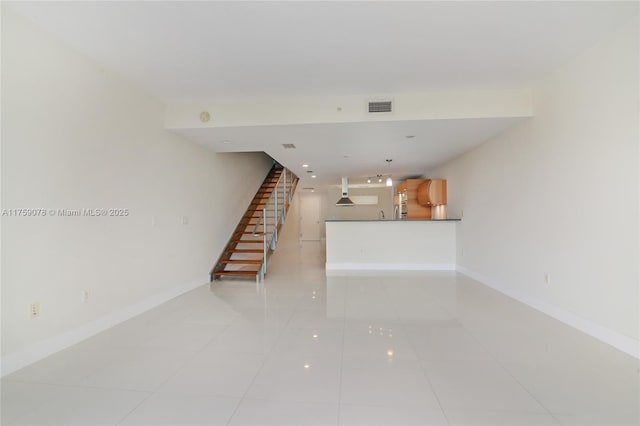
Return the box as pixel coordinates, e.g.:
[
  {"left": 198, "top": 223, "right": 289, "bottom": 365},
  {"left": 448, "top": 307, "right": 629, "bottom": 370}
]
[{"left": 385, "top": 159, "right": 393, "bottom": 187}]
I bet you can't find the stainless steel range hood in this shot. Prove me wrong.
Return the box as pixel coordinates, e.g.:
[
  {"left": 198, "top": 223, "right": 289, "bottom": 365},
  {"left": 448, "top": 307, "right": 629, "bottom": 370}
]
[{"left": 336, "top": 177, "right": 354, "bottom": 207}]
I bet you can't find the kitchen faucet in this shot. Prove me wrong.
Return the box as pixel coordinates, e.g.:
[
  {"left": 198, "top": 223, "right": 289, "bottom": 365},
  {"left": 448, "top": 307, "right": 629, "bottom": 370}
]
[{"left": 378, "top": 210, "right": 385, "bottom": 220}]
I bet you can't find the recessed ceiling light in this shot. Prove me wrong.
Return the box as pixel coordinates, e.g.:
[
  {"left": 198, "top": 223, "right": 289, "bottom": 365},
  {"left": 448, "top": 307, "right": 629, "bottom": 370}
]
[
  {"left": 311, "top": 175, "right": 317, "bottom": 178},
  {"left": 221, "top": 140, "right": 231, "bottom": 144},
  {"left": 302, "top": 164, "right": 309, "bottom": 168},
  {"left": 367, "top": 178, "right": 371, "bottom": 183}
]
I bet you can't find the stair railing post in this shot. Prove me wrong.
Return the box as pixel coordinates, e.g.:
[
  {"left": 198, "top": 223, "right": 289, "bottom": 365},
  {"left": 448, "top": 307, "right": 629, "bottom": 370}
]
[
  {"left": 283, "top": 169, "right": 287, "bottom": 217},
  {"left": 262, "top": 207, "right": 267, "bottom": 275},
  {"left": 274, "top": 184, "right": 278, "bottom": 244},
  {"left": 288, "top": 171, "right": 294, "bottom": 204}
]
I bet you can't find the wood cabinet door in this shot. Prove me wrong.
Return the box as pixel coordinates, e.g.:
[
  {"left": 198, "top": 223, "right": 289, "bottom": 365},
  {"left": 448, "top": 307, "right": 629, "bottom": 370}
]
[
  {"left": 429, "top": 180, "right": 447, "bottom": 206},
  {"left": 399, "top": 179, "right": 431, "bottom": 219},
  {"left": 417, "top": 180, "right": 431, "bottom": 206}
]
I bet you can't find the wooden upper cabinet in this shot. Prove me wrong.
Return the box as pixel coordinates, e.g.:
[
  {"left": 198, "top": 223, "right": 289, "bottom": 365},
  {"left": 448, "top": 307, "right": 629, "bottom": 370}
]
[
  {"left": 397, "top": 179, "right": 431, "bottom": 219},
  {"left": 417, "top": 180, "right": 431, "bottom": 205},
  {"left": 417, "top": 179, "right": 447, "bottom": 206},
  {"left": 430, "top": 179, "right": 447, "bottom": 205}
]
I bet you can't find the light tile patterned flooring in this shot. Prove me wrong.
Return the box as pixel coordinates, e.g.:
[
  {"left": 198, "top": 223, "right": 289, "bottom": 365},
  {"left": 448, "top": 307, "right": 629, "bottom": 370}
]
[{"left": 2, "top": 241, "right": 638, "bottom": 425}]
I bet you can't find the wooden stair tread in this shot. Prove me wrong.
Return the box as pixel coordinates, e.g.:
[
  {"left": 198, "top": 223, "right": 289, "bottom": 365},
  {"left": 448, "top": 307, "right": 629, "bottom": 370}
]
[
  {"left": 211, "top": 167, "right": 298, "bottom": 282},
  {"left": 220, "top": 259, "right": 263, "bottom": 264},
  {"left": 214, "top": 270, "right": 259, "bottom": 277}
]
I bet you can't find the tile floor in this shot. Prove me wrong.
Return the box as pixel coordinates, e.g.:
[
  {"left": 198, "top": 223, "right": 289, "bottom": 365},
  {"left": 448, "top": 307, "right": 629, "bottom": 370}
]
[{"left": 2, "top": 241, "right": 639, "bottom": 425}]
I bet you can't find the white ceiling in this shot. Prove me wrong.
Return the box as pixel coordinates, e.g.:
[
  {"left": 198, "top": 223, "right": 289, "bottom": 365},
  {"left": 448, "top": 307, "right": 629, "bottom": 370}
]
[
  {"left": 174, "top": 117, "right": 524, "bottom": 186},
  {"left": 7, "top": 1, "right": 634, "bottom": 101},
  {"left": 6, "top": 1, "right": 636, "bottom": 186}
]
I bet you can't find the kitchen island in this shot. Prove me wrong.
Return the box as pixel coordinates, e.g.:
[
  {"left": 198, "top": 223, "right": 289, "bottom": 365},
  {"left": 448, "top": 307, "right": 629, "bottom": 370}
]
[{"left": 325, "top": 219, "right": 460, "bottom": 274}]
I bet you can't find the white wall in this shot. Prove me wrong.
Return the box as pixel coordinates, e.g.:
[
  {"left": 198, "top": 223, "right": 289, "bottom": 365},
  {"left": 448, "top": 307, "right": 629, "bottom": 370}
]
[
  {"left": 325, "top": 221, "right": 457, "bottom": 272},
  {"left": 1, "top": 10, "right": 273, "bottom": 372},
  {"left": 325, "top": 186, "right": 394, "bottom": 221},
  {"left": 276, "top": 191, "right": 302, "bottom": 248},
  {"left": 298, "top": 192, "right": 328, "bottom": 240},
  {"left": 166, "top": 89, "right": 533, "bottom": 129},
  {"left": 431, "top": 20, "right": 639, "bottom": 355}
]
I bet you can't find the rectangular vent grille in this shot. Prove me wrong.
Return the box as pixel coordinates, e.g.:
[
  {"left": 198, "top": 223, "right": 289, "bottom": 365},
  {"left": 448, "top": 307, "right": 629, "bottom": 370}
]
[
  {"left": 368, "top": 101, "right": 392, "bottom": 113},
  {"left": 282, "top": 143, "right": 296, "bottom": 149}
]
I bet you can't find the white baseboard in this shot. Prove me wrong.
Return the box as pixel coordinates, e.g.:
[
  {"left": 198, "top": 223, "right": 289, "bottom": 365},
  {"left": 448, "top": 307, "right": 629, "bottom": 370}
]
[
  {"left": 1, "top": 278, "right": 207, "bottom": 377},
  {"left": 457, "top": 266, "right": 640, "bottom": 359},
  {"left": 326, "top": 262, "right": 456, "bottom": 274}
]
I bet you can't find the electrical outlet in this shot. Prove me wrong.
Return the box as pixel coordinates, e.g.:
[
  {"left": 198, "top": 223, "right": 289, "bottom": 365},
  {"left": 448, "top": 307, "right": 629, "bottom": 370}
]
[
  {"left": 30, "top": 303, "right": 40, "bottom": 319},
  {"left": 544, "top": 273, "right": 551, "bottom": 284},
  {"left": 81, "top": 290, "right": 89, "bottom": 303}
]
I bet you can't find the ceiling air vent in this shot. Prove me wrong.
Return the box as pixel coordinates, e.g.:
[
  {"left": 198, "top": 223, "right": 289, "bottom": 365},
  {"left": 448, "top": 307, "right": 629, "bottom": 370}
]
[
  {"left": 368, "top": 100, "right": 393, "bottom": 114},
  {"left": 282, "top": 143, "right": 296, "bottom": 149}
]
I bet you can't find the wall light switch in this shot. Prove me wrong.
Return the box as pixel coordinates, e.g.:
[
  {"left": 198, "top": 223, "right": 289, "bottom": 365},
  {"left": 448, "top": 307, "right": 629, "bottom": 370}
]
[{"left": 30, "top": 303, "right": 40, "bottom": 319}]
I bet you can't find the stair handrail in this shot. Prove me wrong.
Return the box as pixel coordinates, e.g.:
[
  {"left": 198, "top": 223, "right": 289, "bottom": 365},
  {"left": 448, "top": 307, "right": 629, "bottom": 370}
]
[{"left": 256, "top": 166, "right": 297, "bottom": 281}]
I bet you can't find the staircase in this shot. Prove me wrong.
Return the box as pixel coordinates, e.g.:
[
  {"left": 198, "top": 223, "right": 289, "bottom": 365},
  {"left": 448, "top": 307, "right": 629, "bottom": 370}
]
[{"left": 211, "top": 165, "right": 298, "bottom": 283}]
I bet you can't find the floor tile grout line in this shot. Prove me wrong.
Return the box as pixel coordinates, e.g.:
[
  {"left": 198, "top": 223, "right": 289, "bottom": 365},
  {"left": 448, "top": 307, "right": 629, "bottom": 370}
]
[
  {"left": 335, "top": 281, "right": 348, "bottom": 426},
  {"left": 224, "top": 282, "right": 297, "bottom": 426},
  {"left": 114, "top": 320, "right": 235, "bottom": 425},
  {"left": 443, "top": 303, "right": 563, "bottom": 424},
  {"left": 5, "top": 242, "right": 636, "bottom": 425},
  {"left": 114, "top": 390, "right": 155, "bottom": 426},
  {"left": 400, "top": 322, "right": 453, "bottom": 426},
  {"left": 447, "top": 276, "right": 565, "bottom": 423},
  {"left": 0, "top": 379, "right": 153, "bottom": 395}
]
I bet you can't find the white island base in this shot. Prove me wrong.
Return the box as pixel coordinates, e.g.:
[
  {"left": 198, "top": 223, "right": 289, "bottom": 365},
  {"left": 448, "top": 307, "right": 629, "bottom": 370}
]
[{"left": 325, "top": 219, "right": 458, "bottom": 274}]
